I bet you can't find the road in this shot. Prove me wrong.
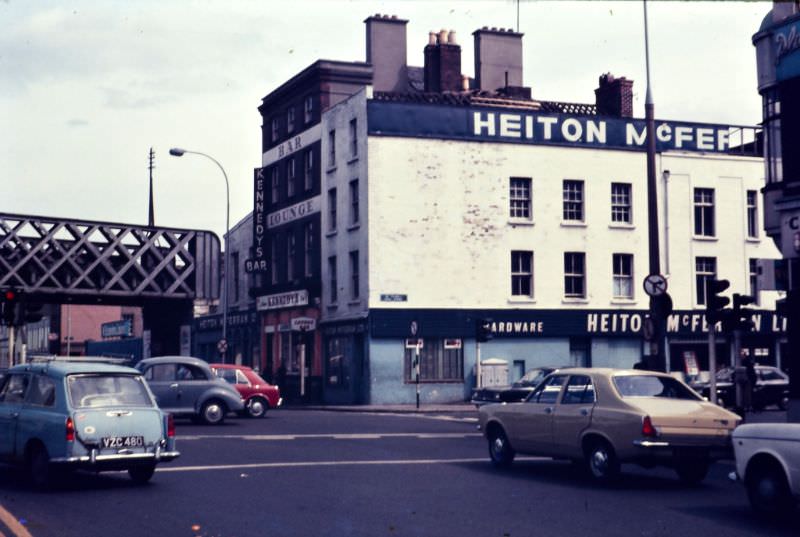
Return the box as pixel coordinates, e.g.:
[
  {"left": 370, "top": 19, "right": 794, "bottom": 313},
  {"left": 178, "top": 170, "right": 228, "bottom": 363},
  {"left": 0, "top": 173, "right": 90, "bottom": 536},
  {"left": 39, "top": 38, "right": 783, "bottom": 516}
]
[{"left": 0, "top": 409, "right": 794, "bottom": 537}]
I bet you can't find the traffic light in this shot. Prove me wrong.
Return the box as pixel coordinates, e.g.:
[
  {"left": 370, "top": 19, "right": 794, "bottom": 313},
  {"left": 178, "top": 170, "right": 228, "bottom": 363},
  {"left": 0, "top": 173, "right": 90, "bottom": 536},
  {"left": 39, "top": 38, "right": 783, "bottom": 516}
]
[
  {"left": 476, "top": 318, "right": 493, "bottom": 343},
  {"left": 1, "top": 288, "right": 22, "bottom": 326},
  {"left": 705, "top": 279, "right": 730, "bottom": 323}
]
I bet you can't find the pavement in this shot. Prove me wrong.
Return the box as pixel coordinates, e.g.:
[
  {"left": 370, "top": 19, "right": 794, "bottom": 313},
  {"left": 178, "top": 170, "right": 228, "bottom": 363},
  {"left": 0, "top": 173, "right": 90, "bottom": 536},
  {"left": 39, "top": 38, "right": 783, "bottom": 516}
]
[{"left": 282, "top": 403, "right": 789, "bottom": 422}]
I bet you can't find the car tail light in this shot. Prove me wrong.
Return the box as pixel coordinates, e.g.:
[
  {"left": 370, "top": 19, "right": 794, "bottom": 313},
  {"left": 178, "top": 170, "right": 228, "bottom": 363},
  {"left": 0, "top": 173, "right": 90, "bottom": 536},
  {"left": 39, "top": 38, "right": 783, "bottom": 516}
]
[
  {"left": 642, "top": 416, "right": 657, "bottom": 438},
  {"left": 66, "top": 417, "right": 75, "bottom": 442},
  {"left": 167, "top": 414, "right": 175, "bottom": 438}
]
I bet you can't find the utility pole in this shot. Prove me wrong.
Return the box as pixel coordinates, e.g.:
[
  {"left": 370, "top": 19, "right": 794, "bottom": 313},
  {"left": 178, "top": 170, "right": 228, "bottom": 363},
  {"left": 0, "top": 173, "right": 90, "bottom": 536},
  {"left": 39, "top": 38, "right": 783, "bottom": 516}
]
[{"left": 148, "top": 147, "right": 155, "bottom": 227}]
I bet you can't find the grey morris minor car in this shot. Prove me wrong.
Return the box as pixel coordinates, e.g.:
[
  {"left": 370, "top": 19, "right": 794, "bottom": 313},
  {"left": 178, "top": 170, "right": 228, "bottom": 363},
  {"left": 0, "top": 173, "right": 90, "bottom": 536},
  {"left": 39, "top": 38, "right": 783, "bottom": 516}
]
[
  {"left": 137, "top": 356, "right": 244, "bottom": 425},
  {"left": 479, "top": 368, "right": 741, "bottom": 484},
  {"left": 0, "top": 358, "right": 179, "bottom": 488}
]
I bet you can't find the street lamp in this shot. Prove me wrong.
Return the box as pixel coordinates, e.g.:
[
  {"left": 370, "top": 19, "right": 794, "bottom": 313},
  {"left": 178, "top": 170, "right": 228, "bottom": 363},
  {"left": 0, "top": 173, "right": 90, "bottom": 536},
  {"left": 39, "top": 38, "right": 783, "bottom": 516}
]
[{"left": 169, "top": 147, "right": 230, "bottom": 361}]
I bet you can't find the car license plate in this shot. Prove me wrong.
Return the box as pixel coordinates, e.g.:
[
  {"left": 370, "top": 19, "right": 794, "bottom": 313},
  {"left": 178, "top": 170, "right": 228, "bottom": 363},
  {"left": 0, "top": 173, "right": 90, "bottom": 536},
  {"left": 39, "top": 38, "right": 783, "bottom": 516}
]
[{"left": 102, "top": 436, "right": 144, "bottom": 449}]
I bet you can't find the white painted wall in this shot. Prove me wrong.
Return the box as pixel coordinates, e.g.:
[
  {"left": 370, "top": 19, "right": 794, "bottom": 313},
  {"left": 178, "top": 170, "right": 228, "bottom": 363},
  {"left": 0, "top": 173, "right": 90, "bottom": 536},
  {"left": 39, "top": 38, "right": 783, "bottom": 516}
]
[{"left": 363, "top": 134, "right": 779, "bottom": 311}]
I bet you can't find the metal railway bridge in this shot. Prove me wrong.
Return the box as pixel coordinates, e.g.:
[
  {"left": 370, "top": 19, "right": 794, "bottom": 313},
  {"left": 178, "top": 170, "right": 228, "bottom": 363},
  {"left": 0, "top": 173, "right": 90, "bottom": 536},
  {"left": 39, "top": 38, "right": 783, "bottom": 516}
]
[{"left": 0, "top": 212, "right": 220, "bottom": 359}]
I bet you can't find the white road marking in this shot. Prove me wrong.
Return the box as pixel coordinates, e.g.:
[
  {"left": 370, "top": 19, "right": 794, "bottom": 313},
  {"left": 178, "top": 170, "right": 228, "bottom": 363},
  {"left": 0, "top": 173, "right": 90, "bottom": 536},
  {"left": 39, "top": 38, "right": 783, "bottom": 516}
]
[
  {"left": 157, "top": 456, "right": 548, "bottom": 473},
  {"left": 0, "top": 503, "right": 34, "bottom": 537},
  {"left": 178, "top": 432, "right": 482, "bottom": 441}
]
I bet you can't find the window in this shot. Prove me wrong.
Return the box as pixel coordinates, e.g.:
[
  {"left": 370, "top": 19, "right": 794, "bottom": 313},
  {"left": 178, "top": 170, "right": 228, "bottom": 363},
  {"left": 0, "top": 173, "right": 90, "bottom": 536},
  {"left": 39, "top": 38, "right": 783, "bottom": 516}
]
[
  {"left": 326, "top": 337, "right": 348, "bottom": 386},
  {"left": 287, "top": 233, "right": 296, "bottom": 281},
  {"left": 561, "top": 375, "right": 596, "bottom": 405},
  {"left": 270, "top": 167, "right": 279, "bottom": 204},
  {"left": 564, "top": 252, "right": 586, "bottom": 298},
  {"left": 0, "top": 374, "right": 28, "bottom": 403},
  {"left": 762, "top": 89, "right": 782, "bottom": 184},
  {"left": 611, "top": 183, "right": 632, "bottom": 223},
  {"left": 349, "top": 179, "right": 359, "bottom": 226},
  {"left": 511, "top": 251, "right": 533, "bottom": 297},
  {"left": 613, "top": 375, "right": 700, "bottom": 400},
  {"left": 287, "top": 159, "right": 296, "bottom": 198},
  {"left": 404, "top": 338, "right": 463, "bottom": 382},
  {"left": 271, "top": 237, "right": 278, "bottom": 285},
  {"left": 747, "top": 190, "right": 759, "bottom": 238},
  {"left": 349, "top": 250, "right": 359, "bottom": 300},
  {"left": 749, "top": 258, "right": 760, "bottom": 305},
  {"left": 349, "top": 118, "right": 358, "bottom": 158},
  {"left": 612, "top": 253, "right": 633, "bottom": 299},
  {"left": 68, "top": 375, "right": 153, "bottom": 408},
  {"left": 328, "top": 188, "right": 337, "bottom": 232},
  {"left": 271, "top": 117, "right": 279, "bottom": 143},
  {"left": 304, "top": 96, "right": 314, "bottom": 124},
  {"left": 693, "top": 187, "right": 715, "bottom": 237},
  {"left": 563, "top": 180, "right": 584, "bottom": 221},
  {"left": 304, "top": 222, "right": 314, "bottom": 278},
  {"left": 529, "top": 375, "right": 568, "bottom": 404},
  {"left": 328, "top": 129, "right": 336, "bottom": 167},
  {"left": 509, "top": 177, "right": 532, "bottom": 219},
  {"left": 27, "top": 375, "right": 56, "bottom": 407},
  {"left": 287, "top": 107, "right": 295, "bottom": 134},
  {"left": 328, "top": 256, "right": 337, "bottom": 303},
  {"left": 304, "top": 150, "right": 314, "bottom": 191},
  {"left": 695, "top": 256, "right": 717, "bottom": 305},
  {"left": 231, "top": 251, "right": 240, "bottom": 302}
]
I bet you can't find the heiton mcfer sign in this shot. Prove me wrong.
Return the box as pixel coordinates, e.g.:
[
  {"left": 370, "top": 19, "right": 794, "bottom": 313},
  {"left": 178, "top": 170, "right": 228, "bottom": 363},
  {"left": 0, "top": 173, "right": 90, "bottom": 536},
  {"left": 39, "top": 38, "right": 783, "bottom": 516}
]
[{"left": 367, "top": 101, "right": 743, "bottom": 154}]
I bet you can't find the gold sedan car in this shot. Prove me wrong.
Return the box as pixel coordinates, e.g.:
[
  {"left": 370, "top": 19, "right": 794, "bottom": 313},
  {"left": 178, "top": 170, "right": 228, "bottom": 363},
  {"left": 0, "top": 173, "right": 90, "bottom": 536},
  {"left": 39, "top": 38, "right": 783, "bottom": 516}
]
[{"left": 478, "top": 368, "right": 741, "bottom": 484}]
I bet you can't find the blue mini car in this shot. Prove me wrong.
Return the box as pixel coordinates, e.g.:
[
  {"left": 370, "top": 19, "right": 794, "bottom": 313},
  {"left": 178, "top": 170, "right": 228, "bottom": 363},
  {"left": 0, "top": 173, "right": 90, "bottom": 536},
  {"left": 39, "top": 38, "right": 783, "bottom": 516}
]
[{"left": 0, "top": 358, "right": 179, "bottom": 488}]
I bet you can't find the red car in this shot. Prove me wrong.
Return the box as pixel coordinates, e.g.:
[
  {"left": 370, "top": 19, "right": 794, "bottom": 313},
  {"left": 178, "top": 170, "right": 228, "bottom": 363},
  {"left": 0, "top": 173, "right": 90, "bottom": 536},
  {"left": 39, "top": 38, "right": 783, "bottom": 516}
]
[{"left": 210, "top": 364, "right": 282, "bottom": 418}]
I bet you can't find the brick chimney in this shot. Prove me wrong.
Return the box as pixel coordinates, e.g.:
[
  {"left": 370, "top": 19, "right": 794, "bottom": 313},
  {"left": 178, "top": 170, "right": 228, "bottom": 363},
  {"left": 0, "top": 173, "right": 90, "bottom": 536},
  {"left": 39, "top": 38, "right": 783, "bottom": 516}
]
[
  {"left": 595, "top": 73, "right": 634, "bottom": 117},
  {"left": 424, "top": 29, "right": 462, "bottom": 93},
  {"left": 365, "top": 14, "right": 409, "bottom": 93}
]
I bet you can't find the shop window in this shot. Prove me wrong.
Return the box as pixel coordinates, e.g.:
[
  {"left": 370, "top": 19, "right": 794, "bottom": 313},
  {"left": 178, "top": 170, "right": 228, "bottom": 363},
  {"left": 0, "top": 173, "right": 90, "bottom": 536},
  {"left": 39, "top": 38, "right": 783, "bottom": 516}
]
[
  {"left": 326, "top": 336, "right": 349, "bottom": 387},
  {"left": 403, "top": 338, "right": 463, "bottom": 382}
]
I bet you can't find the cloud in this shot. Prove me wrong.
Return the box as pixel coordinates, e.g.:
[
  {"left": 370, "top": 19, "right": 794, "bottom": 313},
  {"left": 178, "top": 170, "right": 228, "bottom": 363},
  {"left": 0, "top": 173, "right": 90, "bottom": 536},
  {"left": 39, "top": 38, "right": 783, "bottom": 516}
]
[{"left": 66, "top": 118, "right": 88, "bottom": 127}]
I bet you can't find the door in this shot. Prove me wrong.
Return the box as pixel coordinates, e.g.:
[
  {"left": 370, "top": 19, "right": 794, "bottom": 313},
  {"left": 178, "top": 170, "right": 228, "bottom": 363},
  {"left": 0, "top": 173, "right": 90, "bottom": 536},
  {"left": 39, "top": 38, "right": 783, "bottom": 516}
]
[
  {"left": 173, "top": 363, "right": 213, "bottom": 410},
  {"left": 0, "top": 373, "right": 30, "bottom": 459},
  {"left": 552, "top": 374, "right": 596, "bottom": 458},
  {"left": 502, "top": 374, "right": 567, "bottom": 454},
  {"left": 142, "top": 363, "right": 180, "bottom": 411}
]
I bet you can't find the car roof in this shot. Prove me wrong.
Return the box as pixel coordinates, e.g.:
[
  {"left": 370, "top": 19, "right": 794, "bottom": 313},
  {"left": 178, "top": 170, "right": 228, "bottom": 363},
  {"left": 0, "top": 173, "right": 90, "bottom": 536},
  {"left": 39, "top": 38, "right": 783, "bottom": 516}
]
[
  {"left": 209, "top": 363, "right": 252, "bottom": 371},
  {"left": 139, "top": 356, "right": 211, "bottom": 367},
  {"left": 9, "top": 359, "right": 141, "bottom": 378},
  {"left": 546, "top": 367, "right": 673, "bottom": 379}
]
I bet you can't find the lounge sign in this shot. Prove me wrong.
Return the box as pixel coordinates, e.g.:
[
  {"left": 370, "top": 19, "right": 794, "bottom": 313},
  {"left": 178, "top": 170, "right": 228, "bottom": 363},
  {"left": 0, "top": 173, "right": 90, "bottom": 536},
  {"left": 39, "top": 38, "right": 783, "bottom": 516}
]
[{"left": 367, "top": 101, "right": 740, "bottom": 154}]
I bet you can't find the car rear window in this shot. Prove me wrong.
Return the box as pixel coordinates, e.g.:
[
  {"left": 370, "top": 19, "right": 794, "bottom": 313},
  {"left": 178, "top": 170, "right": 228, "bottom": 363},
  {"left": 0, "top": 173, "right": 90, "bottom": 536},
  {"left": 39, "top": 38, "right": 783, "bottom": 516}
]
[
  {"left": 613, "top": 375, "right": 700, "bottom": 400},
  {"left": 68, "top": 374, "right": 154, "bottom": 408}
]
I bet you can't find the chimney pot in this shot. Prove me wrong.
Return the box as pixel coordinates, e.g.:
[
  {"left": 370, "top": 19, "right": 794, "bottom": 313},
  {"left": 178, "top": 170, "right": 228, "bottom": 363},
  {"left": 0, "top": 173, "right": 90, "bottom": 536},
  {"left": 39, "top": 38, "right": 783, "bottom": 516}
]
[
  {"left": 448, "top": 30, "right": 457, "bottom": 44},
  {"left": 429, "top": 31, "right": 437, "bottom": 45},
  {"left": 439, "top": 29, "right": 448, "bottom": 44}
]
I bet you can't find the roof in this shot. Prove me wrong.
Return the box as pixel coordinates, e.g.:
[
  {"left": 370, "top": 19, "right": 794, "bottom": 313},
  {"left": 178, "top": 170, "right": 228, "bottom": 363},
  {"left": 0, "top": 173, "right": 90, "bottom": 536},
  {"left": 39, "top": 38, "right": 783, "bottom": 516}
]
[
  {"left": 551, "top": 367, "right": 672, "bottom": 378},
  {"left": 139, "top": 356, "right": 211, "bottom": 367},
  {"left": 10, "top": 360, "right": 140, "bottom": 378}
]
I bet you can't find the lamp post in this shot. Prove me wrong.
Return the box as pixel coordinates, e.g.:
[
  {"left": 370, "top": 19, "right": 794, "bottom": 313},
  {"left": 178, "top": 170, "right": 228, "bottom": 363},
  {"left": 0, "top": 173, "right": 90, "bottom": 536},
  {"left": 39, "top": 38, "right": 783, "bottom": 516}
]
[{"left": 169, "top": 147, "right": 230, "bottom": 361}]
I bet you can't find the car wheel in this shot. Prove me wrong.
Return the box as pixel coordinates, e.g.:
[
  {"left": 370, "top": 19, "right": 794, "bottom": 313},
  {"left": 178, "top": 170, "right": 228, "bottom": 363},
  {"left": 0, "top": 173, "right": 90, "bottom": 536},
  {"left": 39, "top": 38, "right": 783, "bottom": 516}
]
[
  {"left": 247, "top": 397, "right": 269, "bottom": 418},
  {"left": 674, "top": 459, "right": 710, "bottom": 485},
  {"left": 201, "top": 400, "right": 227, "bottom": 425},
  {"left": 27, "top": 443, "right": 51, "bottom": 490},
  {"left": 128, "top": 464, "right": 156, "bottom": 484},
  {"left": 585, "top": 440, "right": 620, "bottom": 482},
  {"left": 746, "top": 461, "right": 795, "bottom": 516},
  {"left": 487, "top": 427, "right": 515, "bottom": 467}
]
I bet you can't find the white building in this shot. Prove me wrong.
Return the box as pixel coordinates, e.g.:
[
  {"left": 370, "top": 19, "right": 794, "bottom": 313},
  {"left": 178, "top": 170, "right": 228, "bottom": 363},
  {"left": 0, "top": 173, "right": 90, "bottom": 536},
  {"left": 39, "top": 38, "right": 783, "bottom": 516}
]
[{"left": 310, "top": 18, "right": 782, "bottom": 404}]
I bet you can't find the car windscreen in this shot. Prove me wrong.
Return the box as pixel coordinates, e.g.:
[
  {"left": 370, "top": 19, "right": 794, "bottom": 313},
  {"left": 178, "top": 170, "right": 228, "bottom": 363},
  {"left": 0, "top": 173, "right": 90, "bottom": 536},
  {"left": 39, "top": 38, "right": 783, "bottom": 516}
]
[
  {"left": 68, "top": 374, "right": 154, "bottom": 408},
  {"left": 613, "top": 375, "right": 701, "bottom": 400},
  {"left": 715, "top": 368, "right": 734, "bottom": 381}
]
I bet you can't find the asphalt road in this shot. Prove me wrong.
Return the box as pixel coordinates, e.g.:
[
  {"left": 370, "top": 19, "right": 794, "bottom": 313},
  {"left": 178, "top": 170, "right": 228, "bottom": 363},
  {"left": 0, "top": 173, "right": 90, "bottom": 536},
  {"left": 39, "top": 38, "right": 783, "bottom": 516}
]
[{"left": 0, "top": 409, "right": 795, "bottom": 537}]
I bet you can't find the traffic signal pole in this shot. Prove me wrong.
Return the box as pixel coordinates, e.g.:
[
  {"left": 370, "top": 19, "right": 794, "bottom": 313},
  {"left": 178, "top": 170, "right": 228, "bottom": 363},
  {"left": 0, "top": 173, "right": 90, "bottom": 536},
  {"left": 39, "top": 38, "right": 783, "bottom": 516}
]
[{"left": 707, "top": 323, "right": 718, "bottom": 405}]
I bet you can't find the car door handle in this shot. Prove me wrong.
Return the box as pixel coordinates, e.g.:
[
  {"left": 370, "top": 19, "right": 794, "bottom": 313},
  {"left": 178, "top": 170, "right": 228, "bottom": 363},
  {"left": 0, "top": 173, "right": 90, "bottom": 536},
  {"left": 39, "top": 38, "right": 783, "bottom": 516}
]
[{"left": 170, "top": 383, "right": 179, "bottom": 389}]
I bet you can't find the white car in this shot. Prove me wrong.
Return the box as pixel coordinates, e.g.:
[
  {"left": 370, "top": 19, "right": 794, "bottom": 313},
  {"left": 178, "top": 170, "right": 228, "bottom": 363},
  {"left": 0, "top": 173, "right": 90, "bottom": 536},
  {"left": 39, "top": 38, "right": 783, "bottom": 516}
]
[{"left": 732, "top": 423, "right": 800, "bottom": 515}]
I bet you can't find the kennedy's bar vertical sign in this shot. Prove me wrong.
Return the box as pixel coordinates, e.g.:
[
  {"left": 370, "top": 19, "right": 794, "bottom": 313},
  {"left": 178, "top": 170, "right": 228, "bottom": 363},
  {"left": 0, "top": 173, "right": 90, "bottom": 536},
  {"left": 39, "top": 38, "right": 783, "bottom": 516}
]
[{"left": 246, "top": 167, "right": 268, "bottom": 273}]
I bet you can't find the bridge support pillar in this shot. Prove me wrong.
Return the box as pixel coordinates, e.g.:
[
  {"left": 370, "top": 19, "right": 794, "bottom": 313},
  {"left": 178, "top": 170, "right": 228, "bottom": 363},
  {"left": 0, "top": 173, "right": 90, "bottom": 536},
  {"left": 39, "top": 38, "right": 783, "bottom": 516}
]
[{"left": 142, "top": 300, "right": 194, "bottom": 357}]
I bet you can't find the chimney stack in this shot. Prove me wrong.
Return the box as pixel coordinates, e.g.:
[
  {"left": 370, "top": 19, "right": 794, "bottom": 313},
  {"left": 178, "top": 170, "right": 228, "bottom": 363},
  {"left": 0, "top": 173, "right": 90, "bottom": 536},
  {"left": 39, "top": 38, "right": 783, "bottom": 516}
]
[
  {"left": 365, "top": 14, "right": 409, "bottom": 93},
  {"left": 595, "top": 73, "right": 634, "bottom": 117},
  {"left": 473, "top": 27, "right": 524, "bottom": 92},
  {"left": 424, "top": 29, "right": 462, "bottom": 92}
]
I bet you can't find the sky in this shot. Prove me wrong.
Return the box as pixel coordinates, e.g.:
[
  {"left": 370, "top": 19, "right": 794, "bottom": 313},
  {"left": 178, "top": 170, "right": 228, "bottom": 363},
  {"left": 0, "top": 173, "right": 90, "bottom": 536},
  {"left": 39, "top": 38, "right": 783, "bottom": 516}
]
[{"left": 0, "top": 0, "right": 771, "bottom": 242}]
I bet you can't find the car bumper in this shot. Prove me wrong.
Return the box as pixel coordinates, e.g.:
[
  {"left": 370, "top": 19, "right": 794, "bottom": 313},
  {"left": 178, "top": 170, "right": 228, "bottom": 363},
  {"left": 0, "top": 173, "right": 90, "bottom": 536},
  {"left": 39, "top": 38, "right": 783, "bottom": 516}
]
[
  {"left": 632, "top": 438, "right": 733, "bottom": 461},
  {"left": 51, "top": 446, "right": 180, "bottom": 470}
]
